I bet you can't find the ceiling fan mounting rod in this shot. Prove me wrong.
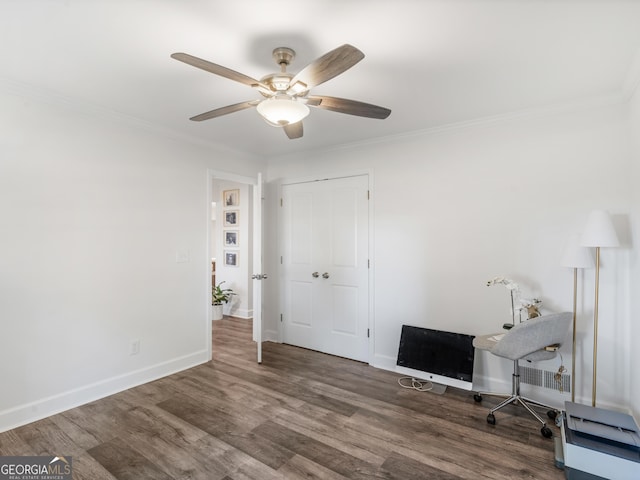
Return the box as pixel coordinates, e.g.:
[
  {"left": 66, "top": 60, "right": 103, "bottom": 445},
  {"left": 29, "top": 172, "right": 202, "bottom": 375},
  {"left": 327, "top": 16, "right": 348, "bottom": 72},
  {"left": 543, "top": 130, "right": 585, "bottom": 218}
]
[{"left": 272, "top": 47, "right": 295, "bottom": 72}]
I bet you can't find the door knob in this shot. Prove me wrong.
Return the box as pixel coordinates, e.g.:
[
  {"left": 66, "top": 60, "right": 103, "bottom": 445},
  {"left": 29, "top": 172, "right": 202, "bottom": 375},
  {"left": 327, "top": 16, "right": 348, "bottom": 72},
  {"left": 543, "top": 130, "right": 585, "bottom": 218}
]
[
  {"left": 322, "top": 272, "right": 330, "bottom": 279},
  {"left": 312, "top": 272, "right": 319, "bottom": 278}
]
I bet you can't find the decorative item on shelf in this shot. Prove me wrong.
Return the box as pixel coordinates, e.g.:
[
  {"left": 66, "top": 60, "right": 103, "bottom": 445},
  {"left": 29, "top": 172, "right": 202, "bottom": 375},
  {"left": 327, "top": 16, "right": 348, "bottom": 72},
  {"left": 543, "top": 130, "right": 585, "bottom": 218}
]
[
  {"left": 212, "top": 281, "right": 236, "bottom": 321},
  {"left": 561, "top": 234, "right": 595, "bottom": 403},
  {"left": 580, "top": 209, "right": 619, "bottom": 407},
  {"left": 518, "top": 298, "right": 543, "bottom": 319},
  {"left": 486, "top": 276, "right": 520, "bottom": 328}
]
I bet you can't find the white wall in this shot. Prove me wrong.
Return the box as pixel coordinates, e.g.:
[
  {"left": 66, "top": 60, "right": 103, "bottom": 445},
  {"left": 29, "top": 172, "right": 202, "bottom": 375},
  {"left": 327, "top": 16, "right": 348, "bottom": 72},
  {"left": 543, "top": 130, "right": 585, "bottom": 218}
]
[
  {"left": 627, "top": 85, "right": 640, "bottom": 422},
  {"left": 0, "top": 89, "right": 261, "bottom": 431},
  {"left": 265, "top": 102, "right": 635, "bottom": 413}
]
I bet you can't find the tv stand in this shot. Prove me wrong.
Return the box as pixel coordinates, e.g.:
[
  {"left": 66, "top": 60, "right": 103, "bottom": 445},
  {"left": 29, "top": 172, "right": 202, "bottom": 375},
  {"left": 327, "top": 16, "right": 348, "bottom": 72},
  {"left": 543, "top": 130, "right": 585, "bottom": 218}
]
[{"left": 428, "top": 382, "right": 447, "bottom": 395}]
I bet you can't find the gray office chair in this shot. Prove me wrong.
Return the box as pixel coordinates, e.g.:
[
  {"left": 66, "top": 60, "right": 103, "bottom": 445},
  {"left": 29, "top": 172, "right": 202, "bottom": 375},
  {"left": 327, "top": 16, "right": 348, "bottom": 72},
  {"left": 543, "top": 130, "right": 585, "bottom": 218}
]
[{"left": 472, "top": 312, "right": 572, "bottom": 438}]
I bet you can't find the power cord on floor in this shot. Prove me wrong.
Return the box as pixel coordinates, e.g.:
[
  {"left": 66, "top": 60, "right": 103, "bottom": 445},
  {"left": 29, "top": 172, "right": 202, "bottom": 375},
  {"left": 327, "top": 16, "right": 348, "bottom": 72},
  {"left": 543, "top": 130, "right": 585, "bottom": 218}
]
[
  {"left": 554, "top": 352, "right": 566, "bottom": 393},
  {"left": 397, "top": 376, "right": 433, "bottom": 392}
]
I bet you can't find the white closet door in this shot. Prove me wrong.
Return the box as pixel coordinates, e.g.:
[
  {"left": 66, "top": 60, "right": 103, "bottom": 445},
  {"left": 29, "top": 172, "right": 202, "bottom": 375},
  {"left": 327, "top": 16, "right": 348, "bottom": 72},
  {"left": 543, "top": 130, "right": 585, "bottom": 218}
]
[{"left": 281, "top": 175, "right": 369, "bottom": 362}]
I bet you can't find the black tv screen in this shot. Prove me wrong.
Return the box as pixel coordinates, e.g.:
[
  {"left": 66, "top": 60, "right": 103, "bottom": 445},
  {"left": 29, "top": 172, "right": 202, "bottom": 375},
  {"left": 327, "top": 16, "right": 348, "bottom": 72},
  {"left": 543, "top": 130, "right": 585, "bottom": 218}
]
[{"left": 396, "top": 325, "right": 475, "bottom": 386}]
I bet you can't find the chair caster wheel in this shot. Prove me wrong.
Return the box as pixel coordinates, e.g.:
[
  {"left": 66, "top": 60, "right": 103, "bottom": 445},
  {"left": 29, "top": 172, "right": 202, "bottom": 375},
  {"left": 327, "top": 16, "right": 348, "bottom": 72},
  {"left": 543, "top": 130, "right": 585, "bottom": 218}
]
[
  {"left": 555, "top": 414, "right": 563, "bottom": 427},
  {"left": 487, "top": 413, "right": 496, "bottom": 425},
  {"left": 547, "top": 410, "right": 557, "bottom": 420},
  {"left": 541, "top": 426, "right": 553, "bottom": 438},
  {"left": 473, "top": 394, "right": 482, "bottom": 403}
]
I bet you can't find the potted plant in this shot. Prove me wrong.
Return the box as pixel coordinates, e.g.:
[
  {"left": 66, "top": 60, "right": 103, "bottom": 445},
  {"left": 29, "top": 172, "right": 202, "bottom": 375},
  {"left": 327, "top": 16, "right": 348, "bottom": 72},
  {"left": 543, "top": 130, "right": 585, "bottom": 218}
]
[{"left": 212, "top": 281, "right": 235, "bottom": 321}]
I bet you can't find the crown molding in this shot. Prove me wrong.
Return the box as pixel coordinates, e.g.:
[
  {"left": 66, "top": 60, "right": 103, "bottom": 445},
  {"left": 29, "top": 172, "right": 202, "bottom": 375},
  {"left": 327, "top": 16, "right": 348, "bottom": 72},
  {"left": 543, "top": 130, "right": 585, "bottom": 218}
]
[
  {"left": 1, "top": 74, "right": 629, "bottom": 164},
  {"left": 270, "top": 90, "right": 627, "bottom": 163},
  {"left": 0, "top": 76, "right": 262, "bottom": 162}
]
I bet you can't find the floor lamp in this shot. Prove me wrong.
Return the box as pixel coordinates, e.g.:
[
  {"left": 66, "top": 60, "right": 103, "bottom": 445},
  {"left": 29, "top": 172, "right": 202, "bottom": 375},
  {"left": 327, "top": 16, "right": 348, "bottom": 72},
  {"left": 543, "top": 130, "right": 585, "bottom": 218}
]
[
  {"left": 580, "top": 210, "right": 619, "bottom": 407},
  {"left": 561, "top": 237, "right": 594, "bottom": 403}
]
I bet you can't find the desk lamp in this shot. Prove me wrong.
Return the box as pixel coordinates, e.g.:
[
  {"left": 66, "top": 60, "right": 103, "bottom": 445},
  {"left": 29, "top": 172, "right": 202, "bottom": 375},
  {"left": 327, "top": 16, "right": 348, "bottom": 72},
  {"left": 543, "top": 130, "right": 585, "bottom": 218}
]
[
  {"left": 580, "top": 210, "right": 619, "bottom": 407},
  {"left": 561, "top": 237, "right": 594, "bottom": 403}
]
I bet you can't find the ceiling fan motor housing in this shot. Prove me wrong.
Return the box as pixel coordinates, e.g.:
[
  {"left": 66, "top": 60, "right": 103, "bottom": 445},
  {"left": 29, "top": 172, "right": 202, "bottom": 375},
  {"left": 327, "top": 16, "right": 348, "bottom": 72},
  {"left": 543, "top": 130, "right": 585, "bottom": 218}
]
[
  {"left": 272, "top": 47, "right": 295, "bottom": 67},
  {"left": 260, "top": 72, "right": 295, "bottom": 94}
]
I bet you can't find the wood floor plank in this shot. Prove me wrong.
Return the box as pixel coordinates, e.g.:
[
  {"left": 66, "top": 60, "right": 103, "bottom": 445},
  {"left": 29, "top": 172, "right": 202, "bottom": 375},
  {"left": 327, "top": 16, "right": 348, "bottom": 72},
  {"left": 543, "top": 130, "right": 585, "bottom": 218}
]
[
  {"left": 380, "top": 451, "right": 461, "bottom": 480},
  {"left": 0, "top": 429, "right": 37, "bottom": 456},
  {"left": 157, "top": 393, "right": 295, "bottom": 470},
  {"left": 350, "top": 404, "right": 555, "bottom": 477},
  {"left": 13, "top": 417, "right": 86, "bottom": 457},
  {"left": 209, "top": 361, "right": 360, "bottom": 417},
  {"left": 278, "top": 454, "right": 351, "bottom": 480},
  {"left": 87, "top": 438, "right": 174, "bottom": 480},
  {"left": 50, "top": 396, "right": 132, "bottom": 450},
  {"left": 268, "top": 406, "right": 384, "bottom": 466},
  {"left": 188, "top": 433, "right": 283, "bottom": 480},
  {"left": 253, "top": 420, "right": 385, "bottom": 480},
  {"left": 66, "top": 452, "right": 119, "bottom": 480}
]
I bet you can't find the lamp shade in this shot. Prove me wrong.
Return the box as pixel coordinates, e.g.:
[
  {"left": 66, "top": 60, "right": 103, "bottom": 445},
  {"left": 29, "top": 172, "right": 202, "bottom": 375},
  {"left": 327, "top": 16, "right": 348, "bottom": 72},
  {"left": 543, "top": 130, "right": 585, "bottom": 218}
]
[
  {"left": 561, "top": 236, "right": 595, "bottom": 269},
  {"left": 256, "top": 96, "right": 309, "bottom": 126},
  {"left": 580, "top": 210, "right": 619, "bottom": 248}
]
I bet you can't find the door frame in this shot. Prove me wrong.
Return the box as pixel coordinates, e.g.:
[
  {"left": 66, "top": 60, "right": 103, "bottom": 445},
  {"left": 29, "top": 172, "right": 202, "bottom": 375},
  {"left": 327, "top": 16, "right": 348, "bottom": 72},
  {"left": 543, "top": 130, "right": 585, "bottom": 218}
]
[
  {"left": 276, "top": 169, "right": 375, "bottom": 364},
  {"left": 207, "top": 169, "right": 262, "bottom": 361}
]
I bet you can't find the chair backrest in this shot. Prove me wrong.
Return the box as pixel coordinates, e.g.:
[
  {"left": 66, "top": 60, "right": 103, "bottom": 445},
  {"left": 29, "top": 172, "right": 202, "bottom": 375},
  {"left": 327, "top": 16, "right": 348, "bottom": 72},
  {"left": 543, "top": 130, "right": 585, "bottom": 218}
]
[{"left": 491, "top": 312, "right": 572, "bottom": 361}]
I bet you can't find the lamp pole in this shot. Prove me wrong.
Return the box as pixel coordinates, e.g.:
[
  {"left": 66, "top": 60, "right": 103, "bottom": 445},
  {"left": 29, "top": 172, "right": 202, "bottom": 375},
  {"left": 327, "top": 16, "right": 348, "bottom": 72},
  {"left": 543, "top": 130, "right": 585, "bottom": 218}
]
[
  {"left": 570, "top": 267, "right": 578, "bottom": 403},
  {"left": 561, "top": 235, "right": 594, "bottom": 404},
  {"left": 592, "top": 247, "right": 601, "bottom": 407},
  {"left": 580, "top": 210, "right": 618, "bottom": 408}
]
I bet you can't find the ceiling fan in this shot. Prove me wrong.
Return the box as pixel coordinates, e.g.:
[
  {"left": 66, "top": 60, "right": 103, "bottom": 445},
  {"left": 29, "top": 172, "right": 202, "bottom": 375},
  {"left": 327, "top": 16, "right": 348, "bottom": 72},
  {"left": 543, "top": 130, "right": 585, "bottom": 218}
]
[{"left": 170, "top": 44, "right": 391, "bottom": 139}]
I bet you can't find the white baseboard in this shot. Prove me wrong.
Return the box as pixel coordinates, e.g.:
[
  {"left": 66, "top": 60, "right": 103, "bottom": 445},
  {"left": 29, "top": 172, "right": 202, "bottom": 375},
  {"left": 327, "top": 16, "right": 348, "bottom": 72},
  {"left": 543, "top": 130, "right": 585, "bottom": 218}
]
[
  {"left": 0, "top": 350, "right": 209, "bottom": 433},
  {"left": 370, "top": 353, "right": 397, "bottom": 371},
  {"left": 264, "top": 329, "right": 279, "bottom": 343},
  {"left": 226, "top": 307, "right": 252, "bottom": 319}
]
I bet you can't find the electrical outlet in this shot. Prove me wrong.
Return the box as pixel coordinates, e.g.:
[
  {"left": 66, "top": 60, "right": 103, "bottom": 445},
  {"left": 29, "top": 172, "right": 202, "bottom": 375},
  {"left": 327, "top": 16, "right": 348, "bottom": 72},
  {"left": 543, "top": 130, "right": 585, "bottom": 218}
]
[{"left": 130, "top": 340, "right": 140, "bottom": 356}]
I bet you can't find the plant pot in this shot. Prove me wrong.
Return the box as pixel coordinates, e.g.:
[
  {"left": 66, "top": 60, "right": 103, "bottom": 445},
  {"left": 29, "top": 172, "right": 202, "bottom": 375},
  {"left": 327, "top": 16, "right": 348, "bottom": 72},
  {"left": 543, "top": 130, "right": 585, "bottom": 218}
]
[{"left": 212, "top": 304, "right": 223, "bottom": 321}]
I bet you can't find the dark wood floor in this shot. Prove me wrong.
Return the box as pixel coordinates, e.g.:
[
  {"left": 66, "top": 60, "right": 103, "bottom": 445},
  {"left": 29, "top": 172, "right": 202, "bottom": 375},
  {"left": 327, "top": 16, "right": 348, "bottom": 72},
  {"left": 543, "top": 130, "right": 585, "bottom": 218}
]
[{"left": 0, "top": 318, "right": 565, "bottom": 479}]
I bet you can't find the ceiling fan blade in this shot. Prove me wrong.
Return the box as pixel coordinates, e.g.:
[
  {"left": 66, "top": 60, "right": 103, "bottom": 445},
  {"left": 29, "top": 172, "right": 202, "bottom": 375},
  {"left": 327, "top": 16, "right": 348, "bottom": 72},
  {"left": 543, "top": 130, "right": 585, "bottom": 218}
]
[
  {"left": 171, "top": 52, "right": 271, "bottom": 92},
  {"left": 189, "top": 100, "right": 258, "bottom": 122},
  {"left": 288, "top": 44, "right": 364, "bottom": 92},
  {"left": 283, "top": 122, "right": 303, "bottom": 139},
  {"left": 299, "top": 97, "right": 322, "bottom": 107},
  {"left": 307, "top": 95, "right": 391, "bottom": 119}
]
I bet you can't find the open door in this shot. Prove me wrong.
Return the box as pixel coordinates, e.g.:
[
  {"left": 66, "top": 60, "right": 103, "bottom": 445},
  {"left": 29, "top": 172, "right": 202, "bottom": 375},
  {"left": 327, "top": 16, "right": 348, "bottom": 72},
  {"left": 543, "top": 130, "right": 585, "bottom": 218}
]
[{"left": 252, "top": 173, "right": 264, "bottom": 364}]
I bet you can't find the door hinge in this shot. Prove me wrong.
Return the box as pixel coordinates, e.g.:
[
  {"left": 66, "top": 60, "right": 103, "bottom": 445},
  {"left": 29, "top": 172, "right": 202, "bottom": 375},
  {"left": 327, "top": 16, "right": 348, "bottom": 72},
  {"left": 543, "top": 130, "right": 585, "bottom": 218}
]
[
  {"left": 280, "top": 198, "right": 283, "bottom": 207},
  {"left": 280, "top": 314, "right": 283, "bottom": 322},
  {"left": 367, "top": 190, "right": 370, "bottom": 200},
  {"left": 280, "top": 256, "right": 283, "bottom": 264},
  {"left": 368, "top": 259, "right": 370, "bottom": 268},
  {"left": 367, "top": 328, "right": 370, "bottom": 338}
]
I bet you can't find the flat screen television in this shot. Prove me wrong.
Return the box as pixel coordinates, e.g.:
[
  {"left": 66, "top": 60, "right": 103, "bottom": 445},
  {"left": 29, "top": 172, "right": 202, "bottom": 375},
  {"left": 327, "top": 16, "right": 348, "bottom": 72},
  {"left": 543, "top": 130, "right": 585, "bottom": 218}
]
[{"left": 396, "top": 325, "right": 476, "bottom": 391}]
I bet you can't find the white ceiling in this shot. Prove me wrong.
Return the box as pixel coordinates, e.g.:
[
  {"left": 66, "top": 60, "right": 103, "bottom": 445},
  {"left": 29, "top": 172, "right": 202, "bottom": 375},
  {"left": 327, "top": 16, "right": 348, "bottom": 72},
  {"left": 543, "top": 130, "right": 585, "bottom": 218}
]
[{"left": 2, "top": 0, "right": 640, "bottom": 158}]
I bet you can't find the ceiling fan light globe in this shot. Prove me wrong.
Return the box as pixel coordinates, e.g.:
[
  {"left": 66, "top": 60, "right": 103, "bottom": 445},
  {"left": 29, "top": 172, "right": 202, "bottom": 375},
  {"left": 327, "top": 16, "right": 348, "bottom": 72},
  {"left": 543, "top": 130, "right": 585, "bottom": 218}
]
[{"left": 256, "top": 97, "right": 309, "bottom": 126}]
